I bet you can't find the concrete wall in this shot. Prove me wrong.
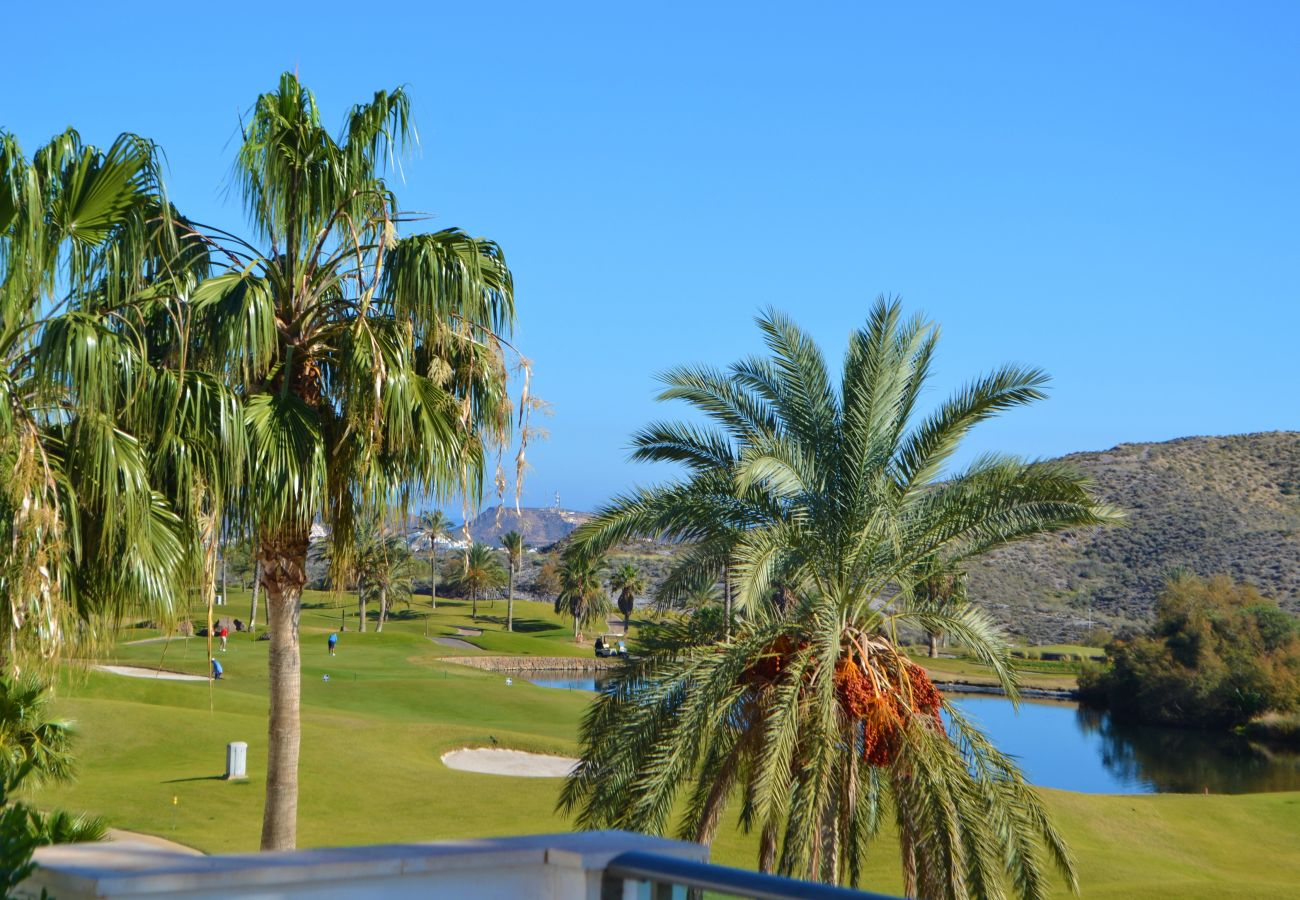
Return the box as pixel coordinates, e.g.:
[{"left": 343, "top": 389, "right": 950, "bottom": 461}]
[{"left": 20, "top": 831, "right": 707, "bottom": 900}]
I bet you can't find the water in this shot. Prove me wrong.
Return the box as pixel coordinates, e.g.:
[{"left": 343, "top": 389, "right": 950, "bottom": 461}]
[{"left": 527, "top": 672, "right": 1300, "bottom": 794}]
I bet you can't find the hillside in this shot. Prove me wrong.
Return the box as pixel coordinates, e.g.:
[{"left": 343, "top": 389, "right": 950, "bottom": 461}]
[
  {"left": 510, "top": 433, "right": 1300, "bottom": 643},
  {"left": 966, "top": 432, "right": 1300, "bottom": 642},
  {"left": 463, "top": 505, "right": 590, "bottom": 546}
]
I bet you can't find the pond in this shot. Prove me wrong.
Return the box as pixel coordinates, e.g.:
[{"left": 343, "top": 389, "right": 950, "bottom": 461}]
[{"left": 527, "top": 672, "right": 1300, "bottom": 795}]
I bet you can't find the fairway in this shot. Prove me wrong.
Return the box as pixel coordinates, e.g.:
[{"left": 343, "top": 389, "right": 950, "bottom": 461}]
[{"left": 34, "top": 595, "right": 1300, "bottom": 899}]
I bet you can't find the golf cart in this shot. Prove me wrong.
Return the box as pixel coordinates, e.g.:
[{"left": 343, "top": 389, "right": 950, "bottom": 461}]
[{"left": 594, "top": 633, "right": 628, "bottom": 658}]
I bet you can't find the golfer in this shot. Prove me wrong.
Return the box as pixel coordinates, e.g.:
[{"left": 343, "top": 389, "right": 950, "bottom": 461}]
[{"left": 328, "top": 632, "right": 338, "bottom": 656}]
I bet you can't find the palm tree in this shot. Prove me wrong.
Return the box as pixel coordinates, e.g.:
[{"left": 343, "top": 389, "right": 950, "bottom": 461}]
[
  {"left": 557, "top": 549, "right": 610, "bottom": 641},
  {"left": 1, "top": 674, "right": 106, "bottom": 895},
  {"left": 415, "top": 510, "right": 452, "bottom": 608},
  {"left": 0, "top": 675, "right": 74, "bottom": 786},
  {"left": 912, "top": 557, "right": 969, "bottom": 658},
  {"left": 451, "top": 543, "right": 507, "bottom": 621},
  {"left": 500, "top": 530, "right": 525, "bottom": 631},
  {"left": 0, "top": 129, "right": 191, "bottom": 670},
  {"left": 561, "top": 302, "right": 1120, "bottom": 895},
  {"left": 355, "top": 528, "right": 415, "bottom": 632},
  {"left": 179, "top": 74, "right": 522, "bottom": 850},
  {"left": 608, "top": 564, "right": 646, "bottom": 633}
]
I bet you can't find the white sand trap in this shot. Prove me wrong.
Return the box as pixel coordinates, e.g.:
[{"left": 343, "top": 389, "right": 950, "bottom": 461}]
[
  {"left": 454, "top": 627, "right": 483, "bottom": 636},
  {"left": 441, "top": 748, "right": 578, "bottom": 778},
  {"left": 95, "top": 665, "right": 207, "bottom": 682}
]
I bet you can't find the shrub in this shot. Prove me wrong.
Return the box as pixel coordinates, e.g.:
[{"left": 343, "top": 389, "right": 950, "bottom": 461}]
[{"left": 1079, "top": 574, "right": 1300, "bottom": 729}]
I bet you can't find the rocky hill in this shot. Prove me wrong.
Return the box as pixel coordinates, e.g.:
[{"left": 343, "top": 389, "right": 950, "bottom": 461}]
[
  {"left": 966, "top": 432, "right": 1300, "bottom": 642},
  {"left": 510, "top": 433, "right": 1300, "bottom": 644},
  {"left": 463, "top": 505, "right": 590, "bottom": 547}
]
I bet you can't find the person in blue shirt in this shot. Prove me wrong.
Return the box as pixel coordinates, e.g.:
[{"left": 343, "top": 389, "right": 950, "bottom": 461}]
[
  {"left": 211, "top": 657, "right": 223, "bottom": 680},
  {"left": 328, "top": 632, "right": 338, "bottom": 656}
]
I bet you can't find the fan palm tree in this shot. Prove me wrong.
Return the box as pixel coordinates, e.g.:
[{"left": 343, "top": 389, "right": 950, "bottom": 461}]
[
  {"left": 500, "top": 530, "right": 525, "bottom": 631},
  {"left": 0, "top": 675, "right": 74, "bottom": 786},
  {"left": 0, "top": 129, "right": 191, "bottom": 670},
  {"left": 608, "top": 564, "right": 646, "bottom": 633},
  {"left": 1, "top": 674, "right": 106, "bottom": 894},
  {"left": 451, "top": 542, "right": 507, "bottom": 621},
  {"left": 561, "top": 301, "right": 1121, "bottom": 895},
  {"left": 557, "top": 549, "right": 610, "bottom": 641},
  {"left": 415, "top": 510, "right": 452, "bottom": 608},
  {"left": 178, "top": 74, "right": 522, "bottom": 849}
]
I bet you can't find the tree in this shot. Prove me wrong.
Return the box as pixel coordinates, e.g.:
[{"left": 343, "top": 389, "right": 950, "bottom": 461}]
[
  {"left": 355, "top": 528, "right": 415, "bottom": 632},
  {"left": 500, "top": 530, "right": 525, "bottom": 631},
  {"left": 532, "top": 556, "right": 563, "bottom": 611},
  {"left": 608, "top": 564, "right": 646, "bottom": 633},
  {"left": 450, "top": 543, "right": 507, "bottom": 621},
  {"left": 0, "top": 129, "right": 190, "bottom": 671},
  {"left": 557, "top": 550, "right": 610, "bottom": 641},
  {"left": 414, "top": 510, "right": 452, "bottom": 608},
  {"left": 562, "top": 302, "right": 1120, "bottom": 894},
  {"left": 0, "top": 674, "right": 106, "bottom": 897},
  {"left": 1079, "top": 573, "right": 1300, "bottom": 729},
  {"left": 181, "top": 74, "right": 522, "bottom": 850},
  {"left": 911, "top": 557, "right": 969, "bottom": 659}
]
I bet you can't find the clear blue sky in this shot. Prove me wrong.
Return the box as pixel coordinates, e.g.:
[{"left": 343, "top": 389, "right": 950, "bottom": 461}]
[{"left": 7, "top": 2, "right": 1297, "bottom": 513}]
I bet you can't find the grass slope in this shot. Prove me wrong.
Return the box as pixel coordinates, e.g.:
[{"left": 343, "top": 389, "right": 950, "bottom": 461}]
[{"left": 31, "top": 598, "right": 1300, "bottom": 898}]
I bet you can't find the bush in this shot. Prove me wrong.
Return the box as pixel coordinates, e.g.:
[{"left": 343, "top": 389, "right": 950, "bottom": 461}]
[{"left": 1079, "top": 574, "right": 1300, "bottom": 729}]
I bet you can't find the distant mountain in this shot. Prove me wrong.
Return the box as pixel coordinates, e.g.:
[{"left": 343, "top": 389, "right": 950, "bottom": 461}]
[
  {"left": 463, "top": 505, "right": 591, "bottom": 547},
  {"left": 966, "top": 432, "right": 1300, "bottom": 642}
]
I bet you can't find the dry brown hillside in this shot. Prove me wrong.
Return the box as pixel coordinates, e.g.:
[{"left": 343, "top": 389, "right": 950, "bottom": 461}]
[
  {"left": 512, "top": 433, "right": 1300, "bottom": 644},
  {"left": 967, "top": 432, "right": 1300, "bottom": 642}
]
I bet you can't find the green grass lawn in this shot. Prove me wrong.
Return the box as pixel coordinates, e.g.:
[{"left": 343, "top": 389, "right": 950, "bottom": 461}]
[{"left": 29, "top": 601, "right": 1300, "bottom": 898}]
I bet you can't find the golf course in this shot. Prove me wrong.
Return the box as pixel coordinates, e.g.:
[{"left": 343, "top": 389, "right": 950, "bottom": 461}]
[{"left": 32, "top": 593, "right": 1300, "bottom": 899}]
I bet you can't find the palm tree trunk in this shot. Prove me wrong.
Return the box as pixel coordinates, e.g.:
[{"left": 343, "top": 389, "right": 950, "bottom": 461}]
[
  {"left": 759, "top": 819, "right": 779, "bottom": 873},
  {"left": 377, "top": 586, "right": 388, "bottom": 632},
  {"left": 928, "top": 631, "right": 940, "bottom": 658},
  {"left": 249, "top": 560, "right": 262, "bottom": 636},
  {"left": 258, "top": 533, "right": 308, "bottom": 851},
  {"left": 428, "top": 550, "right": 437, "bottom": 609},
  {"left": 358, "top": 588, "right": 367, "bottom": 633},
  {"left": 507, "top": 566, "right": 515, "bottom": 632},
  {"left": 472, "top": 589, "right": 478, "bottom": 621}
]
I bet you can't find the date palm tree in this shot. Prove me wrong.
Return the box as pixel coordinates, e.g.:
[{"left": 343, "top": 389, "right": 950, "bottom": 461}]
[
  {"left": 452, "top": 542, "right": 507, "bottom": 621},
  {"left": 557, "top": 549, "right": 610, "bottom": 641},
  {"left": 0, "top": 129, "right": 191, "bottom": 670},
  {"left": 500, "top": 530, "right": 524, "bottom": 631},
  {"left": 562, "top": 301, "right": 1121, "bottom": 895},
  {"left": 353, "top": 526, "right": 415, "bottom": 632},
  {"left": 608, "top": 564, "right": 646, "bottom": 633},
  {"left": 181, "top": 74, "right": 521, "bottom": 849},
  {"left": 415, "top": 510, "right": 452, "bottom": 608},
  {"left": 913, "top": 556, "right": 969, "bottom": 658}
]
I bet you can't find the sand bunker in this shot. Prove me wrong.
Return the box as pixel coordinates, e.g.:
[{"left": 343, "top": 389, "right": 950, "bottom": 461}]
[
  {"left": 454, "top": 627, "right": 483, "bottom": 636},
  {"left": 441, "top": 748, "right": 578, "bottom": 778},
  {"left": 95, "top": 665, "right": 207, "bottom": 682}
]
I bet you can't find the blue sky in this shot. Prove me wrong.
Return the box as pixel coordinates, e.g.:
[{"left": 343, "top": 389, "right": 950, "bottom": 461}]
[{"left": 6, "top": 2, "right": 1297, "bottom": 513}]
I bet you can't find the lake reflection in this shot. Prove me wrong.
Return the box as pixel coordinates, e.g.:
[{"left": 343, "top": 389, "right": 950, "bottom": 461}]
[
  {"left": 528, "top": 672, "right": 1300, "bottom": 795},
  {"left": 946, "top": 695, "right": 1300, "bottom": 794}
]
